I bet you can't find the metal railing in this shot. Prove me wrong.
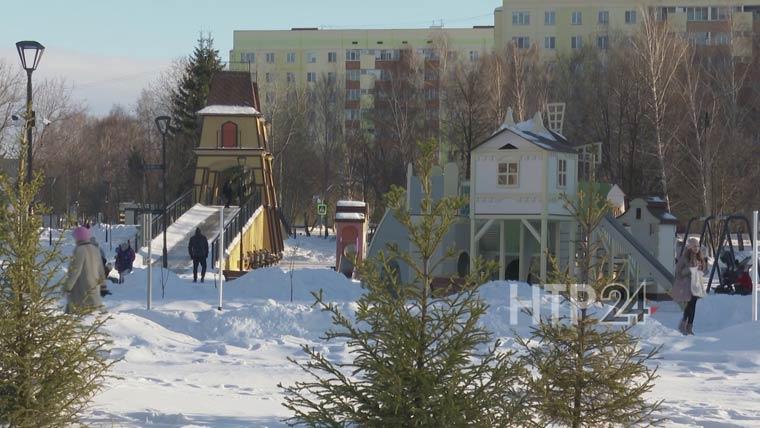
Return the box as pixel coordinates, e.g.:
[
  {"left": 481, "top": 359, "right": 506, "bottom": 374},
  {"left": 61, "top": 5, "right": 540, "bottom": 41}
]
[
  {"left": 149, "top": 189, "right": 194, "bottom": 241},
  {"left": 594, "top": 214, "right": 675, "bottom": 292},
  {"left": 210, "top": 191, "right": 262, "bottom": 267}
]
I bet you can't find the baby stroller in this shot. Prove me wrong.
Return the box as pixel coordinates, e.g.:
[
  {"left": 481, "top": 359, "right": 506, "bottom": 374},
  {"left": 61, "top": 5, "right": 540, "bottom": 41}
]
[{"left": 712, "top": 251, "right": 753, "bottom": 295}]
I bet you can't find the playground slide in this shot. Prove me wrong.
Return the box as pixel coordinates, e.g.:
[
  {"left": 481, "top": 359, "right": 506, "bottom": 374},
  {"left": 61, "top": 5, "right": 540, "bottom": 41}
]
[{"left": 597, "top": 214, "right": 675, "bottom": 294}]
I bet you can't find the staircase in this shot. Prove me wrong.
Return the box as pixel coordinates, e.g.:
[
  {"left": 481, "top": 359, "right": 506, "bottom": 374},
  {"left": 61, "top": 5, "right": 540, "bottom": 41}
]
[{"left": 594, "top": 214, "right": 675, "bottom": 296}]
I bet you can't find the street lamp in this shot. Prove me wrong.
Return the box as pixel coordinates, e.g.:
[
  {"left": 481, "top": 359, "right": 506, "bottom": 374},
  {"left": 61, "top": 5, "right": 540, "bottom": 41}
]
[
  {"left": 236, "top": 156, "right": 247, "bottom": 271},
  {"left": 155, "top": 116, "right": 171, "bottom": 269},
  {"left": 15, "top": 40, "right": 44, "bottom": 186}
]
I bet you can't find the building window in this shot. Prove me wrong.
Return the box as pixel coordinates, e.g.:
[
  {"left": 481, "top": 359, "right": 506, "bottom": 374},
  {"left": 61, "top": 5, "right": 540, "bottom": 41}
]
[
  {"left": 345, "top": 109, "right": 360, "bottom": 121},
  {"left": 286, "top": 52, "right": 296, "bottom": 63},
  {"left": 545, "top": 10, "right": 556, "bottom": 25},
  {"left": 306, "top": 72, "right": 317, "bottom": 83},
  {"left": 424, "top": 68, "right": 438, "bottom": 81},
  {"left": 625, "top": 10, "right": 637, "bottom": 24},
  {"left": 544, "top": 36, "right": 556, "bottom": 50},
  {"left": 328, "top": 51, "right": 337, "bottom": 63},
  {"left": 346, "top": 49, "right": 360, "bottom": 61},
  {"left": 557, "top": 159, "right": 567, "bottom": 187},
  {"left": 571, "top": 36, "right": 583, "bottom": 50},
  {"left": 469, "top": 50, "right": 479, "bottom": 62},
  {"left": 306, "top": 52, "right": 317, "bottom": 63},
  {"left": 265, "top": 72, "right": 273, "bottom": 83},
  {"left": 327, "top": 72, "right": 336, "bottom": 83},
  {"left": 425, "top": 88, "right": 438, "bottom": 100},
  {"left": 711, "top": 7, "right": 729, "bottom": 21},
  {"left": 572, "top": 11, "right": 582, "bottom": 25},
  {"left": 221, "top": 121, "right": 238, "bottom": 148},
  {"left": 286, "top": 72, "right": 295, "bottom": 84},
  {"left": 687, "top": 7, "right": 708, "bottom": 21},
  {"left": 597, "top": 35, "right": 609, "bottom": 50},
  {"left": 346, "top": 88, "right": 360, "bottom": 100},
  {"left": 598, "top": 10, "right": 609, "bottom": 25},
  {"left": 512, "top": 37, "right": 530, "bottom": 49},
  {"left": 347, "top": 69, "right": 359, "bottom": 81},
  {"left": 265, "top": 52, "right": 275, "bottom": 64},
  {"left": 241, "top": 52, "right": 255, "bottom": 63},
  {"left": 498, "top": 162, "right": 519, "bottom": 186},
  {"left": 512, "top": 11, "right": 530, "bottom": 25},
  {"left": 712, "top": 32, "right": 730, "bottom": 45}
]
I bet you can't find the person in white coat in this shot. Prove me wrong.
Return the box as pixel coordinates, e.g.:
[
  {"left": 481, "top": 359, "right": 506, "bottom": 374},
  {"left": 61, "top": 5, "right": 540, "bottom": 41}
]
[{"left": 63, "top": 227, "right": 106, "bottom": 313}]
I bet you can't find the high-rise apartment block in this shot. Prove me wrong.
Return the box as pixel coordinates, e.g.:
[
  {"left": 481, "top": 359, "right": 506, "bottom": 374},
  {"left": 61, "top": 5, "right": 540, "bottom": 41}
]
[
  {"left": 230, "top": 27, "right": 493, "bottom": 134},
  {"left": 494, "top": 1, "right": 759, "bottom": 60}
]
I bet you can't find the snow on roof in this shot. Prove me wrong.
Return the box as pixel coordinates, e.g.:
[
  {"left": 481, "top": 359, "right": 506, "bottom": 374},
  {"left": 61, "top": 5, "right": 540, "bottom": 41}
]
[
  {"left": 197, "top": 105, "right": 261, "bottom": 116},
  {"left": 335, "top": 212, "right": 365, "bottom": 221},
  {"left": 337, "top": 200, "right": 366, "bottom": 208}
]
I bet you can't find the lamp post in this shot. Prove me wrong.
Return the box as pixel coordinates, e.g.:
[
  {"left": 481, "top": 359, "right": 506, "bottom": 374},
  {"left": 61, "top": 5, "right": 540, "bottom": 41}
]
[
  {"left": 155, "top": 116, "right": 171, "bottom": 269},
  {"left": 15, "top": 41, "right": 44, "bottom": 189},
  {"left": 48, "top": 177, "right": 56, "bottom": 246},
  {"left": 236, "top": 156, "right": 247, "bottom": 271}
]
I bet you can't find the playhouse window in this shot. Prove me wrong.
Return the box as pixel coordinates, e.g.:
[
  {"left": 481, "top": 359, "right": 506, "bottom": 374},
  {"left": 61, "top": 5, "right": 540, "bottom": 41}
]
[
  {"left": 498, "top": 162, "right": 519, "bottom": 186},
  {"left": 557, "top": 159, "right": 567, "bottom": 187},
  {"left": 221, "top": 121, "right": 238, "bottom": 148}
]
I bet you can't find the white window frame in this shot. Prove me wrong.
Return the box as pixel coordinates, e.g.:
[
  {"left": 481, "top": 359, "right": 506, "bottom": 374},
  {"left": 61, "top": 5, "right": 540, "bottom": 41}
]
[
  {"left": 286, "top": 52, "right": 296, "bottom": 63},
  {"left": 286, "top": 72, "right": 295, "bottom": 84},
  {"left": 469, "top": 50, "right": 479, "bottom": 62},
  {"left": 347, "top": 69, "right": 359, "bottom": 81},
  {"left": 328, "top": 52, "right": 337, "bottom": 63},
  {"left": 597, "top": 35, "right": 609, "bottom": 50},
  {"left": 544, "top": 36, "right": 556, "bottom": 50},
  {"left": 265, "top": 52, "right": 275, "bottom": 64},
  {"left": 306, "top": 72, "right": 317, "bottom": 83},
  {"left": 512, "top": 37, "right": 530, "bottom": 49},
  {"left": 625, "top": 10, "right": 637, "bottom": 24},
  {"left": 306, "top": 52, "right": 317, "bottom": 63},
  {"left": 572, "top": 11, "right": 582, "bottom": 25},
  {"left": 598, "top": 10, "right": 609, "bottom": 25},
  {"left": 545, "top": 10, "right": 556, "bottom": 25},
  {"left": 571, "top": 36, "right": 583, "bottom": 50},
  {"left": 557, "top": 159, "right": 567, "bottom": 188},
  {"left": 346, "top": 49, "right": 360, "bottom": 61},
  {"left": 512, "top": 11, "right": 530, "bottom": 25},
  {"left": 497, "top": 161, "right": 520, "bottom": 187}
]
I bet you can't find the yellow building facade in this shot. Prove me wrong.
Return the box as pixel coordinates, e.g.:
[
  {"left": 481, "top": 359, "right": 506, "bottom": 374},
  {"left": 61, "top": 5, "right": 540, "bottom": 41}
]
[{"left": 494, "top": 1, "right": 758, "bottom": 59}]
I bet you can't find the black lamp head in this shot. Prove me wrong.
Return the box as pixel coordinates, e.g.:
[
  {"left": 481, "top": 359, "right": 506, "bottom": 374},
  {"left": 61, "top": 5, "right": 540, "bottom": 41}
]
[
  {"left": 15, "top": 40, "right": 45, "bottom": 72},
  {"left": 154, "top": 116, "right": 171, "bottom": 136}
]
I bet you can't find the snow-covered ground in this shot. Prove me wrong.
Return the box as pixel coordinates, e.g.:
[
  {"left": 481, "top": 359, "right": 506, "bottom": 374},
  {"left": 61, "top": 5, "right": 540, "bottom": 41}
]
[{"left": 44, "top": 228, "right": 760, "bottom": 427}]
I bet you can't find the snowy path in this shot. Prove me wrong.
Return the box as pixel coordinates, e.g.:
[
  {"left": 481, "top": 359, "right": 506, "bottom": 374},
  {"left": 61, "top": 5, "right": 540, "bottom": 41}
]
[{"left": 139, "top": 204, "right": 239, "bottom": 275}]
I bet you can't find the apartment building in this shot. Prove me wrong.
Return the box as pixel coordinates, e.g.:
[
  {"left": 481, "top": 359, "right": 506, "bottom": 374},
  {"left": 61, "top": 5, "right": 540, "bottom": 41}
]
[
  {"left": 229, "top": 27, "right": 493, "bottom": 136},
  {"left": 494, "top": 1, "right": 759, "bottom": 59}
]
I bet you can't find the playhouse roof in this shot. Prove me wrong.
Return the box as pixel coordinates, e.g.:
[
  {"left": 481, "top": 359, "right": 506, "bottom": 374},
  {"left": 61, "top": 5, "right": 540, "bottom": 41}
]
[
  {"left": 474, "top": 113, "right": 577, "bottom": 154},
  {"left": 198, "top": 71, "right": 261, "bottom": 116},
  {"left": 644, "top": 197, "right": 678, "bottom": 225}
]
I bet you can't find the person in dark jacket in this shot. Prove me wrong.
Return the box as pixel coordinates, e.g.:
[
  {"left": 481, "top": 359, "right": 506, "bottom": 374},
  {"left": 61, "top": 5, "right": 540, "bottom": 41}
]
[
  {"left": 188, "top": 228, "right": 209, "bottom": 283},
  {"left": 222, "top": 180, "right": 233, "bottom": 208},
  {"left": 115, "top": 240, "right": 136, "bottom": 284}
]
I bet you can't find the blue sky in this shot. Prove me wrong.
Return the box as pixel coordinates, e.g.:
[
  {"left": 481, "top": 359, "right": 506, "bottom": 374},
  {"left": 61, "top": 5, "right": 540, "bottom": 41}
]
[{"left": 0, "top": 0, "right": 498, "bottom": 114}]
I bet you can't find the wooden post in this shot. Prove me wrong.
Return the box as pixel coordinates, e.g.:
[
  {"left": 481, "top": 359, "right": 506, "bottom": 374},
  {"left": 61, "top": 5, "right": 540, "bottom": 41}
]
[
  {"left": 540, "top": 217, "right": 548, "bottom": 283},
  {"left": 519, "top": 222, "right": 526, "bottom": 281},
  {"left": 499, "top": 220, "right": 506, "bottom": 281}
]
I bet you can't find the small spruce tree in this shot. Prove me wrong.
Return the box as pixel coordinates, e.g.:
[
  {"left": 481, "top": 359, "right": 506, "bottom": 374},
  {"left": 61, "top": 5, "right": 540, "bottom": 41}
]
[
  {"left": 280, "top": 140, "right": 530, "bottom": 427},
  {"left": 0, "top": 158, "right": 114, "bottom": 426},
  {"left": 517, "top": 187, "right": 663, "bottom": 427}
]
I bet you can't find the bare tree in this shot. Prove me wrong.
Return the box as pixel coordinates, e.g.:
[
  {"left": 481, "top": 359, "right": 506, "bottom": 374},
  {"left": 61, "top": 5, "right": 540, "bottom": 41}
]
[
  {"left": 441, "top": 58, "right": 491, "bottom": 178},
  {"left": 632, "top": 13, "right": 689, "bottom": 211},
  {"left": 0, "top": 60, "right": 22, "bottom": 157}
]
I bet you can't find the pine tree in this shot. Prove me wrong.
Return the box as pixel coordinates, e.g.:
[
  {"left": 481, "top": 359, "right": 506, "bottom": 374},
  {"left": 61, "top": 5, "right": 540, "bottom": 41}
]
[
  {"left": 0, "top": 157, "right": 114, "bottom": 426},
  {"left": 280, "top": 140, "right": 530, "bottom": 427},
  {"left": 168, "top": 34, "right": 223, "bottom": 197},
  {"left": 517, "top": 188, "right": 663, "bottom": 427}
]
